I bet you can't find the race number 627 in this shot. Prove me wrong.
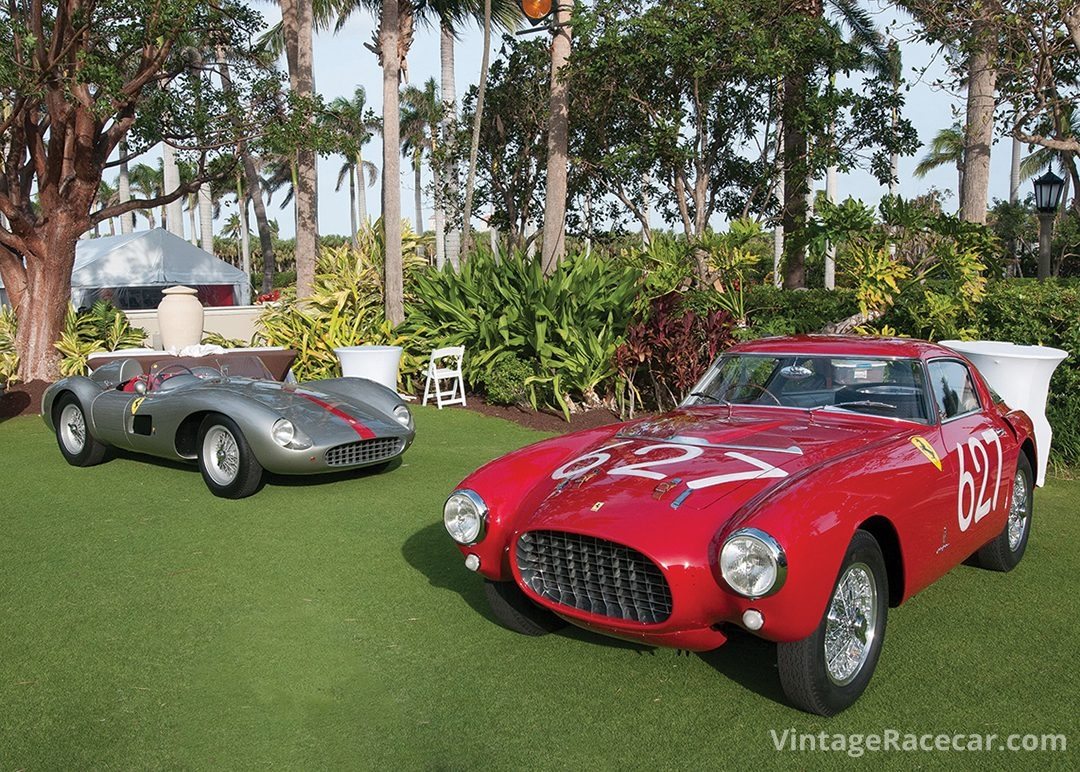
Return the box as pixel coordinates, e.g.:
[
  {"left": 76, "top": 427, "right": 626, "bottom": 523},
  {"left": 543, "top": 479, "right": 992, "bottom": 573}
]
[{"left": 957, "top": 429, "right": 1002, "bottom": 532}]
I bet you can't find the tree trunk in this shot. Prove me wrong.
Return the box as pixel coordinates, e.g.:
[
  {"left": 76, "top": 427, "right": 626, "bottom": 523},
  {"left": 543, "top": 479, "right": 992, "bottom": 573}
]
[
  {"left": 119, "top": 142, "right": 134, "bottom": 235},
  {"left": 414, "top": 155, "right": 424, "bottom": 255},
  {"left": 433, "top": 156, "right": 446, "bottom": 268},
  {"left": 440, "top": 21, "right": 461, "bottom": 270},
  {"left": 188, "top": 198, "right": 198, "bottom": 245},
  {"left": 238, "top": 189, "right": 252, "bottom": 281},
  {"left": 348, "top": 165, "right": 359, "bottom": 248},
  {"left": 773, "top": 134, "right": 784, "bottom": 289},
  {"left": 825, "top": 163, "right": 837, "bottom": 290},
  {"left": 1009, "top": 135, "right": 1021, "bottom": 204},
  {"left": 237, "top": 157, "right": 274, "bottom": 295},
  {"left": 960, "top": 44, "right": 997, "bottom": 224},
  {"left": 357, "top": 152, "right": 369, "bottom": 225},
  {"left": 199, "top": 185, "right": 214, "bottom": 254},
  {"left": 9, "top": 226, "right": 81, "bottom": 382},
  {"left": 782, "top": 70, "right": 809, "bottom": 289},
  {"left": 381, "top": 0, "right": 405, "bottom": 326},
  {"left": 162, "top": 143, "right": 184, "bottom": 238},
  {"left": 540, "top": 0, "right": 574, "bottom": 275},
  {"left": 461, "top": 0, "right": 494, "bottom": 257}
]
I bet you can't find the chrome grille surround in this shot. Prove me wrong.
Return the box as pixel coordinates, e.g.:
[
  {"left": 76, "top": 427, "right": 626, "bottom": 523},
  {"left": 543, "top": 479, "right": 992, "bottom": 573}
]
[
  {"left": 516, "top": 530, "right": 673, "bottom": 624},
  {"left": 324, "top": 436, "right": 404, "bottom": 467}
]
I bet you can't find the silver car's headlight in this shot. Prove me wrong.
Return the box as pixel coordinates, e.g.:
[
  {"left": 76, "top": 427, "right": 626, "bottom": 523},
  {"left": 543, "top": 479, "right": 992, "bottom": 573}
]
[
  {"left": 719, "top": 528, "right": 787, "bottom": 598},
  {"left": 393, "top": 404, "right": 412, "bottom": 428},
  {"left": 272, "top": 418, "right": 312, "bottom": 450},
  {"left": 444, "top": 489, "right": 487, "bottom": 545}
]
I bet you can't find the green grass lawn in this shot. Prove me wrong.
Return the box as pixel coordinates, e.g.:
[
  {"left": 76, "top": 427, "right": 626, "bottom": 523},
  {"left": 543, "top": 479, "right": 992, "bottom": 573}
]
[{"left": 1, "top": 407, "right": 1078, "bottom": 769}]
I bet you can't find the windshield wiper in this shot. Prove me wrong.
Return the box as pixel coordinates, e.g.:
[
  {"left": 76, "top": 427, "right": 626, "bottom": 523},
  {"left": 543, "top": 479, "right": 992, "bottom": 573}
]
[
  {"left": 688, "top": 391, "right": 734, "bottom": 410},
  {"left": 823, "top": 400, "right": 898, "bottom": 413}
]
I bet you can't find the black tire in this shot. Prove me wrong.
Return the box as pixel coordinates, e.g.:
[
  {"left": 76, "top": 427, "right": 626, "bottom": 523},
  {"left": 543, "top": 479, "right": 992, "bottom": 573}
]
[
  {"left": 976, "top": 453, "right": 1034, "bottom": 572},
  {"left": 777, "top": 530, "right": 889, "bottom": 716},
  {"left": 197, "top": 414, "right": 263, "bottom": 499},
  {"left": 54, "top": 393, "right": 109, "bottom": 467},
  {"left": 484, "top": 580, "right": 567, "bottom": 636}
]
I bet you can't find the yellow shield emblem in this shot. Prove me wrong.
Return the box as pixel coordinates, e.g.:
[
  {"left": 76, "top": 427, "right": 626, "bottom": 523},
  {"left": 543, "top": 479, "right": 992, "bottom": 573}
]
[{"left": 911, "top": 436, "right": 942, "bottom": 471}]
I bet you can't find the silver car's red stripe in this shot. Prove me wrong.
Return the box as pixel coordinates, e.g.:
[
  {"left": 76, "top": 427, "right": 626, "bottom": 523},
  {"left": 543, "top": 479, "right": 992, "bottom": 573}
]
[{"left": 296, "top": 392, "right": 377, "bottom": 439}]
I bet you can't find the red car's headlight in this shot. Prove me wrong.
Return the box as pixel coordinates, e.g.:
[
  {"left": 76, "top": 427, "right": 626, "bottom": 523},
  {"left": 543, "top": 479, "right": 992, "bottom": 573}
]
[{"left": 719, "top": 528, "right": 787, "bottom": 599}]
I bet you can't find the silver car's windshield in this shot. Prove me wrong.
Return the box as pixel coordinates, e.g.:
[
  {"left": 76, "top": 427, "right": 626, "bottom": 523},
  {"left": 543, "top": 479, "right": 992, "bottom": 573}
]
[{"left": 685, "top": 354, "right": 933, "bottom": 423}]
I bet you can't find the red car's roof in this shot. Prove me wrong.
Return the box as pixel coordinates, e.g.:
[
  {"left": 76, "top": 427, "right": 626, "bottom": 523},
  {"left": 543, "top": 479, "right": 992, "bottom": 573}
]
[{"left": 728, "top": 335, "right": 952, "bottom": 360}]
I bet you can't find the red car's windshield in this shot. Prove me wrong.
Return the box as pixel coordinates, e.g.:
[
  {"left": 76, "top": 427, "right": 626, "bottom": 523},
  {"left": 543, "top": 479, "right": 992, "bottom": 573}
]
[{"left": 686, "top": 354, "right": 933, "bottom": 423}]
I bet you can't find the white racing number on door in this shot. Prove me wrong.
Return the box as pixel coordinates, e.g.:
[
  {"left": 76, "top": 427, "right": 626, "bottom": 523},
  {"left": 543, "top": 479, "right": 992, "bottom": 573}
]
[
  {"left": 551, "top": 443, "right": 787, "bottom": 490},
  {"left": 956, "top": 428, "right": 1002, "bottom": 532}
]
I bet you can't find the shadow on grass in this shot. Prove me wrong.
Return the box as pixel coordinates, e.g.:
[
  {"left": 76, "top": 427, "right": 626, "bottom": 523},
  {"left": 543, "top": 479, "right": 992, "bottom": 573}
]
[
  {"left": 401, "top": 521, "right": 495, "bottom": 623},
  {"left": 698, "top": 627, "right": 786, "bottom": 704},
  {"left": 105, "top": 449, "right": 401, "bottom": 494}
]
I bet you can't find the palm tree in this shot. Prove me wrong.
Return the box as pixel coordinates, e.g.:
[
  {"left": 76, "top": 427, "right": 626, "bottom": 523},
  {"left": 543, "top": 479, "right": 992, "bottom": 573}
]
[
  {"left": 326, "top": 87, "right": 381, "bottom": 242},
  {"left": 93, "top": 180, "right": 119, "bottom": 237},
  {"left": 1019, "top": 109, "right": 1079, "bottom": 215},
  {"left": 401, "top": 78, "right": 443, "bottom": 259},
  {"left": 779, "top": 0, "right": 894, "bottom": 288},
  {"left": 127, "top": 163, "right": 162, "bottom": 229},
  {"left": 914, "top": 122, "right": 966, "bottom": 211},
  {"left": 118, "top": 140, "right": 134, "bottom": 234}
]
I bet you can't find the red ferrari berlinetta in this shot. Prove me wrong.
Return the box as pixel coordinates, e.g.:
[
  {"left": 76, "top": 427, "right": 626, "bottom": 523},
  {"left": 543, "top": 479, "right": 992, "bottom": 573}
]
[{"left": 443, "top": 336, "right": 1038, "bottom": 715}]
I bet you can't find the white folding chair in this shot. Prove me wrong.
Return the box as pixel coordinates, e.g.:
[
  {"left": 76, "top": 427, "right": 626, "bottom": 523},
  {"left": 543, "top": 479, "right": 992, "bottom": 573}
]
[{"left": 422, "top": 346, "right": 466, "bottom": 408}]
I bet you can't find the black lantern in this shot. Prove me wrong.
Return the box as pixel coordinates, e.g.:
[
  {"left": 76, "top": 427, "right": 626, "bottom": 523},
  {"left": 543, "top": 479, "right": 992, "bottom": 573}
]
[
  {"left": 1033, "top": 169, "right": 1065, "bottom": 214},
  {"left": 519, "top": 0, "right": 553, "bottom": 24}
]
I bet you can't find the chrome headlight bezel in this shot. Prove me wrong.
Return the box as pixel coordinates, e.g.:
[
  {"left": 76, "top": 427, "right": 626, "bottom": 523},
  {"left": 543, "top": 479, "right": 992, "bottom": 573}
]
[
  {"left": 272, "top": 418, "right": 312, "bottom": 450},
  {"left": 444, "top": 489, "right": 488, "bottom": 545},
  {"left": 719, "top": 527, "right": 787, "bottom": 599},
  {"left": 393, "top": 404, "right": 413, "bottom": 428}
]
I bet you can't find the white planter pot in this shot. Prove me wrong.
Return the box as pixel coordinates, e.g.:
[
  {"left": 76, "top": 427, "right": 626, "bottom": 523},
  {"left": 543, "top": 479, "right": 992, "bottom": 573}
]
[
  {"left": 941, "top": 340, "right": 1068, "bottom": 487},
  {"left": 157, "top": 286, "right": 204, "bottom": 351},
  {"left": 334, "top": 346, "right": 403, "bottom": 392}
]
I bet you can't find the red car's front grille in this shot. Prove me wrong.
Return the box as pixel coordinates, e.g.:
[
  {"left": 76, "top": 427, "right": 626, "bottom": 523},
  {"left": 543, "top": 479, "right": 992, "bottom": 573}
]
[{"left": 516, "top": 530, "right": 673, "bottom": 625}]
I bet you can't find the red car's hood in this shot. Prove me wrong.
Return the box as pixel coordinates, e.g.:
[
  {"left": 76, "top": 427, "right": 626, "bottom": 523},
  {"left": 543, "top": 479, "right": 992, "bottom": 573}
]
[{"left": 522, "top": 407, "right": 907, "bottom": 538}]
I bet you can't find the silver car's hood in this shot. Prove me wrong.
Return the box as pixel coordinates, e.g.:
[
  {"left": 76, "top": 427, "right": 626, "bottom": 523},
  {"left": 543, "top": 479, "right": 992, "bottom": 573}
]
[{"left": 179, "top": 378, "right": 402, "bottom": 439}]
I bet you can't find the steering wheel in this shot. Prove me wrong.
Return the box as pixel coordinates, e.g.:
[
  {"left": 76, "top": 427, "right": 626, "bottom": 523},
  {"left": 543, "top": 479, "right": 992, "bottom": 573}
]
[
  {"left": 150, "top": 364, "right": 195, "bottom": 390},
  {"left": 720, "top": 383, "right": 783, "bottom": 406}
]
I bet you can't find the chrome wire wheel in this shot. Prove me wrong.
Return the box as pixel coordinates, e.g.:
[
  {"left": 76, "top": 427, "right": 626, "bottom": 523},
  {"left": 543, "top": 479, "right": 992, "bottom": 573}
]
[
  {"left": 202, "top": 425, "right": 240, "bottom": 485},
  {"left": 1007, "top": 469, "right": 1030, "bottom": 552},
  {"left": 59, "top": 403, "right": 87, "bottom": 453},
  {"left": 824, "top": 562, "right": 878, "bottom": 686}
]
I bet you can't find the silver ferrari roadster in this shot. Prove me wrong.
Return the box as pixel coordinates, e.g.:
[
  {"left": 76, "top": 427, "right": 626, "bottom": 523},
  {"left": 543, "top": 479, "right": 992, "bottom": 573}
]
[{"left": 42, "top": 355, "right": 415, "bottom": 498}]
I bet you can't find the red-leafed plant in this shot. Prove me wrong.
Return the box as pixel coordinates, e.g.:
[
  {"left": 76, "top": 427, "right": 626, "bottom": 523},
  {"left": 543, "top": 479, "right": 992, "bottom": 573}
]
[
  {"left": 614, "top": 293, "right": 734, "bottom": 416},
  {"left": 256, "top": 289, "right": 282, "bottom": 304}
]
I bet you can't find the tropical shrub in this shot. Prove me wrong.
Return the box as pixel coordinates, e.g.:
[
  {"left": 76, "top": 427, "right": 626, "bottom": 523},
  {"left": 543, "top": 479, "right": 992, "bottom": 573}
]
[
  {"left": 0, "top": 305, "right": 18, "bottom": 388},
  {"left": 257, "top": 221, "right": 429, "bottom": 385},
  {"left": 614, "top": 293, "right": 735, "bottom": 416},
  {"left": 54, "top": 301, "right": 146, "bottom": 377},
  {"left": 483, "top": 355, "right": 534, "bottom": 406},
  {"left": 405, "top": 248, "right": 640, "bottom": 414}
]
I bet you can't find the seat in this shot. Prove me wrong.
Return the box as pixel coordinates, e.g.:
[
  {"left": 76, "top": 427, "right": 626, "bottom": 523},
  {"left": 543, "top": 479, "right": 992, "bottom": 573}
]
[{"left": 422, "top": 347, "right": 466, "bottom": 409}]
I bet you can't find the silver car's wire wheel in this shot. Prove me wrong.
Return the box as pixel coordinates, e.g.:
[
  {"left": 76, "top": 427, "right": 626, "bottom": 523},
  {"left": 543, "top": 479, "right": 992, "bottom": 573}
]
[
  {"left": 1007, "top": 469, "right": 1030, "bottom": 552},
  {"left": 202, "top": 425, "right": 240, "bottom": 485},
  {"left": 60, "top": 403, "right": 87, "bottom": 453},
  {"left": 824, "top": 562, "right": 878, "bottom": 686}
]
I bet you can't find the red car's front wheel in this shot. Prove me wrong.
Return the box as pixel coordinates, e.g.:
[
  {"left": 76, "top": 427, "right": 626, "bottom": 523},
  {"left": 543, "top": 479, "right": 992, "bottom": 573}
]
[{"left": 777, "top": 529, "right": 889, "bottom": 716}]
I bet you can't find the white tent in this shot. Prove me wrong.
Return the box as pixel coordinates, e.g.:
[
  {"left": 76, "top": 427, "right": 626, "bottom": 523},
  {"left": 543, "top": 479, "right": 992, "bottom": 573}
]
[{"left": 0, "top": 228, "right": 251, "bottom": 309}]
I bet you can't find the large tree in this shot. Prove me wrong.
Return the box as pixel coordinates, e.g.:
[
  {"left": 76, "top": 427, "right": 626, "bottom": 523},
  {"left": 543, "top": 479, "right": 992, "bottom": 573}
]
[
  {"left": 278, "top": 0, "right": 319, "bottom": 298},
  {"left": 0, "top": 0, "right": 279, "bottom": 382}
]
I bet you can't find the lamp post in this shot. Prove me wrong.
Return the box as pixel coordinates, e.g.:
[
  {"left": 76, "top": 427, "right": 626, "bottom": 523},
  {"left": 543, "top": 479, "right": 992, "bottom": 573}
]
[{"left": 1032, "top": 170, "right": 1065, "bottom": 280}]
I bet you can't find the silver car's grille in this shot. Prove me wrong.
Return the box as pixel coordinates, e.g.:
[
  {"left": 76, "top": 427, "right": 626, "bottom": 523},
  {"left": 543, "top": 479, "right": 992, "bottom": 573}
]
[
  {"left": 516, "top": 530, "right": 673, "bottom": 625},
  {"left": 325, "top": 437, "right": 404, "bottom": 467}
]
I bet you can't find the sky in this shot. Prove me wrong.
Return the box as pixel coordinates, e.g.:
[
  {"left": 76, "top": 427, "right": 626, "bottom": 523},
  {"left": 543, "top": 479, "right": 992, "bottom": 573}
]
[{"left": 201, "top": 1, "right": 1026, "bottom": 240}]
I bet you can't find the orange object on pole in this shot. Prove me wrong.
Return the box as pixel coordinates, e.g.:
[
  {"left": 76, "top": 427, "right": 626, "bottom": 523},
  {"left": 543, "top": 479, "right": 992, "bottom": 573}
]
[{"left": 519, "top": 0, "right": 553, "bottom": 23}]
